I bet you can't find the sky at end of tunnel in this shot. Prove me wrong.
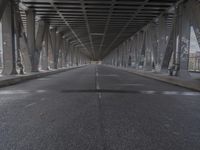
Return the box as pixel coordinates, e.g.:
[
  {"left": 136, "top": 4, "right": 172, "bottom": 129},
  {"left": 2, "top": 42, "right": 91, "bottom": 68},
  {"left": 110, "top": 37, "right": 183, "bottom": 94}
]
[{"left": 190, "top": 26, "right": 200, "bottom": 53}]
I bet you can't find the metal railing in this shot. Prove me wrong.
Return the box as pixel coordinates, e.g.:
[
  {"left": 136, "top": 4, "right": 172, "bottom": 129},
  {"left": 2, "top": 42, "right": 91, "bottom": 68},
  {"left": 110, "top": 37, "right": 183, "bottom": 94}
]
[{"left": 189, "top": 56, "right": 200, "bottom": 72}]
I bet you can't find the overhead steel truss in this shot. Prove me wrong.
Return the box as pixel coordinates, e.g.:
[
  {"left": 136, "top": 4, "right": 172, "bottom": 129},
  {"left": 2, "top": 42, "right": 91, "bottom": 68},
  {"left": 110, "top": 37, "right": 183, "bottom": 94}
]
[{"left": 20, "top": 0, "right": 181, "bottom": 60}]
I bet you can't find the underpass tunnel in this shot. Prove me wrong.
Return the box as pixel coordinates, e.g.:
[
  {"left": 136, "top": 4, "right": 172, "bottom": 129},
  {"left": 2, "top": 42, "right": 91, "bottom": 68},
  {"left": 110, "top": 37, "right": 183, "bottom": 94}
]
[
  {"left": 1, "top": 0, "right": 200, "bottom": 149},
  {"left": 0, "top": 0, "right": 199, "bottom": 77}
]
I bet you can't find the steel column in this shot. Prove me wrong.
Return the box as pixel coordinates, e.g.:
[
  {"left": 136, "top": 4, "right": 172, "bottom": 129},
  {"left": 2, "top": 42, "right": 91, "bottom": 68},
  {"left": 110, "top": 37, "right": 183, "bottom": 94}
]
[
  {"left": 176, "top": 2, "right": 191, "bottom": 78},
  {"left": 1, "top": 1, "right": 17, "bottom": 75},
  {"left": 41, "top": 29, "right": 49, "bottom": 70},
  {"left": 27, "top": 9, "right": 39, "bottom": 72}
]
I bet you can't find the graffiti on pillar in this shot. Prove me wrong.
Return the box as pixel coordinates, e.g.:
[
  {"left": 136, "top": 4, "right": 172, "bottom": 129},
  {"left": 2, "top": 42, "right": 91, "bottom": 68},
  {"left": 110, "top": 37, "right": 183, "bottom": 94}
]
[{"left": 180, "top": 37, "right": 189, "bottom": 62}]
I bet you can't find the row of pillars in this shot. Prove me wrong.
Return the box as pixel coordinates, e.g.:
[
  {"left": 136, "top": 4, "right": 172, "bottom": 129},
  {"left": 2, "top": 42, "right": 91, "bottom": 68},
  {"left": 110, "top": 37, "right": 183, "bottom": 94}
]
[
  {"left": 103, "top": 0, "right": 200, "bottom": 78},
  {"left": 0, "top": 0, "right": 89, "bottom": 75}
]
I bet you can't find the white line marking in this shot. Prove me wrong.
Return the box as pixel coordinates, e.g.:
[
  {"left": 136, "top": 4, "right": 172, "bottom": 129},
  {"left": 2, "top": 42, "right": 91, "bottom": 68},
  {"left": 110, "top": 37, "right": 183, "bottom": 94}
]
[
  {"left": 118, "top": 84, "right": 144, "bottom": 86},
  {"left": 98, "top": 93, "right": 102, "bottom": 99},
  {"left": 100, "top": 74, "right": 119, "bottom": 77},
  {"left": 96, "top": 67, "right": 102, "bottom": 103},
  {"left": 96, "top": 67, "right": 100, "bottom": 90},
  {"left": 25, "top": 103, "right": 36, "bottom": 108},
  {"left": 40, "top": 98, "right": 46, "bottom": 101},
  {"left": 97, "top": 84, "right": 100, "bottom": 90},
  {"left": 96, "top": 72, "right": 99, "bottom": 77}
]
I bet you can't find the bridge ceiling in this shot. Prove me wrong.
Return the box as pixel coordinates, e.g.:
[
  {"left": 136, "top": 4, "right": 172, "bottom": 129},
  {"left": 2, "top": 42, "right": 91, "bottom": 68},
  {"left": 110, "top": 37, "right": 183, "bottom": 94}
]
[{"left": 21, "top": 0, "right": 180, "bottom": 60}]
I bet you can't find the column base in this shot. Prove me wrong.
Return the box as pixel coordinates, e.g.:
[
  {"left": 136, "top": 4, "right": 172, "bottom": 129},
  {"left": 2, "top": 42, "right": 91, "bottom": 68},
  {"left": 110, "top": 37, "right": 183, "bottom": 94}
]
[{"left": 176, "top": 70, "right": 191, "bottom": 79}]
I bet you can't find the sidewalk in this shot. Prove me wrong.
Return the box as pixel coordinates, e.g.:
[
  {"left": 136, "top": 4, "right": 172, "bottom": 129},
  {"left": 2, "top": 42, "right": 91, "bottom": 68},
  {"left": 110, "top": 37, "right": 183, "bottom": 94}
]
[
  {"left": 0, "top": 66, "right": 85, "bottom": 88},
  {"left": 107, "top": 65, "right": 200, "bottom": 92}
]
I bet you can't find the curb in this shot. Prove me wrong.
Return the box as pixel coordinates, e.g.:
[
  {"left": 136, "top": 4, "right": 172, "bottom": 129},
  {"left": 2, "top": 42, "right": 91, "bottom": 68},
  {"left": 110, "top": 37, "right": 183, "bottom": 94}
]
[
  {"left": 0, "top": 66, "right": 85, "bottom": 88},
  {"left": 106, "top": 65, "right": 200, "bottom": 92}
]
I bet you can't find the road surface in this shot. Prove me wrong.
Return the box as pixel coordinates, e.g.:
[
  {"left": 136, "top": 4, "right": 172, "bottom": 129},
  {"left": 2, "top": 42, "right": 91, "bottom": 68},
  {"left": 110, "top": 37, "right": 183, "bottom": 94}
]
[{"left": 0, "top": 65, "right": 200, "bottom": 150}]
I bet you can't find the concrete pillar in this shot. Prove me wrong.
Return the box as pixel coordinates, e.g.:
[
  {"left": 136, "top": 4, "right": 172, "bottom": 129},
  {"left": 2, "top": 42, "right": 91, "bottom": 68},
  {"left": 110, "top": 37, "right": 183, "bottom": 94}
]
[
  {"left": 50, "top": 28, "right": 56, "bottom": 69},
  {"left": 136, "top": 31, "right": 145, "bottom": 69},
  {"left": 74, "top": 46, "right": 78, "bottom": 66},
  {"left": 14, "top": 7, "right": 32, "bottom": 73},
  {"left": 65, "top": 40, "right": 70, "bottom": 66},
  {"left": 65, "top": 40, "right": 70, "bottom": 67},
  {"left": 27, "top": 9, "right": 38, "bottom": 72},
  {"left": 35, "top": 20, "right": 48, "bottom": 71},
  {"left": 124, "top": 41, "right": 129, "bottom": 67},
  {"left": 115, "top": 50, "right": 118, "bottom": 66},
  {"left": 176, "top": 2, "right": 191, "bottom": 78},
  {"left": 117, "top": 48, "right": 120, "bottom": 66},
  {"left": 156, "top": 16, "right": 168, "bottom": 71},
  {"left": 122, "top": 43, "right": 126, "bottom": 67},
  {"left": 140, "top": 31, "right": 146, "bottom": 69},
  {"left": 54, "top": 33, "right": 62, "bottom": 69},
  {"left": 36, "top": 21, "right": 48, "bottom": 70},
  {"left": 14, "top": 8, "right": 24, "bottom": 75},
  {"left": 69, "top": 44, "right": 74, "bottom": 66},
  {"left": 0, "top": 0, "right": 8, "bottom": 20},
  {"left": 128, "top": 39, "right": 132, "bottom": 67},
  {"left": 123, "top": 43, "right": 127, "bottom": 67},
  {"left": 58, "top": 39, "right": 64, "bottom": 68},
  {"left": 62, "top": 39, "right": 68, "bottom": 67},
  {"left": 57, "top": 38, "right": 63, "bottom": 68},
  {"left": 190, "top": 0, "right": 200, "bottom": 48},
  {"left": 50, "top": 28, "right": 60, "bottom": 69},
  {"left": 144, "top": 26, "right": 153, "bottom": 71},
  {"left": 1, "top": 1, "right": 17, "bottom": 75},
  {"left": 116, "top": 48, "right": 119, "bottom": 66},
  {"left": 72, "top": 46, "right": 75, "bottom": 66},
  {"left": 57, "top": 50, "right": 62, "bottom": 68},
  {"left": 47, "top": 31, "right": 54, "bottom": 69},
  {"left": 120, "top": 45, "right": 124, "bottom": 67},
  {"left": 124, "top": 41, "right": 128, "bottom": 67},
  {"left": 73, "top": 46, "right": 77, "bottom": 66},
  {"left": 113, "top": 53, "right": 115, "bottom": 66},
  {"left": 41, "top": 30, "right": 49, "bottom": 70},
  {"left": 76, "top": 47, "right": 80, "bottom": 66},
  {"left": 131, "top": 36, "right": 137, "bottom": 68},
  {"left": 36, "top": 21, "right": 46, "bottom": 50},
  {"left": 67, "top": 44, "right": 71, "bottom": 66},
  {"left": 150, "top": 23, "right": 159, "bottom": 70},
  {"left": 20, "top": 34, "right": 32, "bottom": 73},
  {"left": 121, "top": 46, "right": 124, "bottom": 67},
  {"left": 161, "top": 22, "right": 176, "bottom": 72}
]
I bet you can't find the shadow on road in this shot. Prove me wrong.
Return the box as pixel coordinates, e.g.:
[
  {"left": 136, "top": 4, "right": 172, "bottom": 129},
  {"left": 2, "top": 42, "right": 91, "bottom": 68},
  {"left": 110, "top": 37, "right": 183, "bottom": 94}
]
[{"left": 61, "top": 89, "right": 200, "bottom": 96}]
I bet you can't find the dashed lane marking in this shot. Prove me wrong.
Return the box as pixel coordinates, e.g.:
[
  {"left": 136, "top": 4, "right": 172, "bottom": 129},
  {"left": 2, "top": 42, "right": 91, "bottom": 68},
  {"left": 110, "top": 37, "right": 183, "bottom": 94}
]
[{"left": 25, "top": 102, "right": 36, "bottom": 108}]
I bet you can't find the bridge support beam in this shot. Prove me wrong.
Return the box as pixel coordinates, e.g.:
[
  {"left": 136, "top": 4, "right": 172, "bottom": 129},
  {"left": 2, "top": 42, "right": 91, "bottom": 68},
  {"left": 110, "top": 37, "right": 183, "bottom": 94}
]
[
  {"left": 175, "top": 2, "right": 191, "bottom": 78},
  {"left": 190, "top": 0, "right": 200, "bottom": 50},
  {"left": 1, "top": 1, "right": 17, "bottom": 75},
  {"left": 144, "top": 26, "right": 154, "bottom": 71},
  {"left": 13, "top": 7, "right": 32, "bottom": 73},
  {"left": 63, "top": 40, "right": 69, "bottom": 67},
  {"left": 58, "top": 39, "right": 65, "bottom": 68},
  {"left": 103, "top": 0, "right": 197, "bottom": 79},
  {"left": 0, "top": 0, "right": 8, "bottom": 20},
  {"left": 50, "top": 28, "right": 60, "bottom": 69},
  {"left": 68, "top": 44, "right": 74, "bottom": 66},
  {"left": 41, "top": 29, "right": 49, "bottom": 70},
  {"left": 27, "top": 9, "right": 39, "bottom": 72},
  {"left": 161, "top": 23, "right": 176, "bottom": 73}
]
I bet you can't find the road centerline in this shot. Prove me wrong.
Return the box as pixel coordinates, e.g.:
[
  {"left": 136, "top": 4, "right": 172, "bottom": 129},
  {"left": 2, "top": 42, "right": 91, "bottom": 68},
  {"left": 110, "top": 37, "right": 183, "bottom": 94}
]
[{"left": 95, "top": 65, "right": 106, "bottom": 150}]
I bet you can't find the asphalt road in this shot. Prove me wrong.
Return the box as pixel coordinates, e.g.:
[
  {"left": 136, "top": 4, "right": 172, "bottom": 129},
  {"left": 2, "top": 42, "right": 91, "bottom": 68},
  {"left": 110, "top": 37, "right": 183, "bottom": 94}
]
[{"left": 0, "top": 65, "right": 200, "bottom": 150}]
